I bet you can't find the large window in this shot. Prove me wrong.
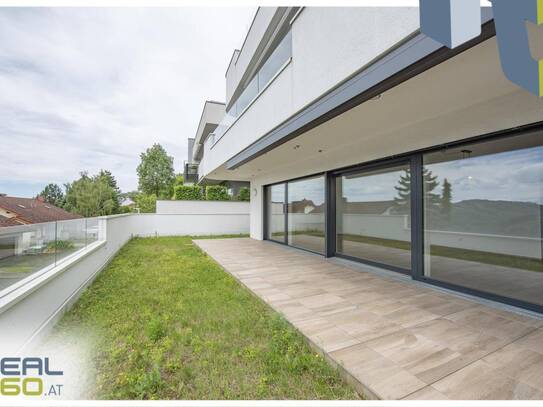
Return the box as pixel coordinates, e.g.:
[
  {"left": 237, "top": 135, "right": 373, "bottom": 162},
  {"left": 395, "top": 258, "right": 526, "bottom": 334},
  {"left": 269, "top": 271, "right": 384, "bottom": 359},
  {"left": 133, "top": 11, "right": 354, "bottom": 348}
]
[
  {"left": 336, "top": 163, "right": 411, "bottom": 272},
  {"left": 423, "top": 133, "right": 543, "bottom": 306},
  {"left": 287, "top": 176, "right": 325, "bottom": 254},
  {"left": 266, "top": 183, "right": 286, "bottom": 243}
]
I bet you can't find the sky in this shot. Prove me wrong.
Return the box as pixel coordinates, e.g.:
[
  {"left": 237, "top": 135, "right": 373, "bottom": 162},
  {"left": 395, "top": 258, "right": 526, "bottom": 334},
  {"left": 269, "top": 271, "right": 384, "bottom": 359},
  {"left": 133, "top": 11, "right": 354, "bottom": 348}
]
[{"left": 0, "top": 7, "right": 255, "bottom": 198}]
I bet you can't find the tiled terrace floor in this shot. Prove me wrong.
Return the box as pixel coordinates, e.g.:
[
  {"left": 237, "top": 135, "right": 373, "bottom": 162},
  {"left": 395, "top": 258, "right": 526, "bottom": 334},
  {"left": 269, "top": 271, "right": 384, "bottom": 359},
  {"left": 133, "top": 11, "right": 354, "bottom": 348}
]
[{"left": 194, "top": 238, "right": 543, "bottom": 400}]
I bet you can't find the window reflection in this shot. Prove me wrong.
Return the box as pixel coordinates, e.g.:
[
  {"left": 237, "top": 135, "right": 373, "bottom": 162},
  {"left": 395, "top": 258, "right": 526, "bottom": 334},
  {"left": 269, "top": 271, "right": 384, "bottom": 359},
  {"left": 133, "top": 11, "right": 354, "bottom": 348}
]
[
  {"left": 266, "top": 184, "right": 286, "bottom": 242},
  {"left": 287, "top": 176, "right": 325, "bottom": 254},
  {"left": 336, "top": 163, "right": 412, "bottom": 271},
  {"left": 423, "top": 134, "right": 543, "bottom": 306}
]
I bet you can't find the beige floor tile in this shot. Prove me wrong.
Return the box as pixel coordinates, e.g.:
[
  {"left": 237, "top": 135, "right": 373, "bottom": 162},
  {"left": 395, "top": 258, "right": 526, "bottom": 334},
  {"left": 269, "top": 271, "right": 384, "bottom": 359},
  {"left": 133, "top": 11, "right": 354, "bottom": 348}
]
[
  {"left": 350, "top": 358, "right": 427, "bottom": 400},
  {"left": 298, "top": 293, "right": 346, "bottom": 309},
  {"left": 329, "top": 342, "right": 383, "bottom": 371},
  {"left": 432, "top": 360, "right": 543, "bottom": 400},
  {"left": 382, "top": 305, "right": 440, "bottom": 328},
  {"left": 309, "top": 326, "right": 361, "bottom": 352},
  {"left": 444, "top": 307, "right": 535, "bottom": 341},
  {"left": 513, "top": 328, "right": 543, "bottom": 354},
  {"left": 482, "top": 343, "right": 543, "bottom": 389},
  {"left": 402, "top": 385, "right": 449, "bottom": 400}
]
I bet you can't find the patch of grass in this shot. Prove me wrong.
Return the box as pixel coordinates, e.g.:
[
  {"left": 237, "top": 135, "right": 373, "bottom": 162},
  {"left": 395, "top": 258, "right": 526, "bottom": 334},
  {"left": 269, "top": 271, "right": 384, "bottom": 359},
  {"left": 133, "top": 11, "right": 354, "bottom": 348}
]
[
  {"left": 337, "top": 233, "right": 542, "bottom": 272},
  {"left": 50, "top": 236, "right": 358, "bottom": 400}
]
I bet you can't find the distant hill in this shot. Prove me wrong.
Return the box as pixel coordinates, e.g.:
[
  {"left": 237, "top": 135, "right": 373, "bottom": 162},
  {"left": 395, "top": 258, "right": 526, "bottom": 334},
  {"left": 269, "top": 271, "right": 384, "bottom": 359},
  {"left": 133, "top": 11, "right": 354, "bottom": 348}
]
[{"left": 427, "top": 199, "right": 542, "bottom": 238}]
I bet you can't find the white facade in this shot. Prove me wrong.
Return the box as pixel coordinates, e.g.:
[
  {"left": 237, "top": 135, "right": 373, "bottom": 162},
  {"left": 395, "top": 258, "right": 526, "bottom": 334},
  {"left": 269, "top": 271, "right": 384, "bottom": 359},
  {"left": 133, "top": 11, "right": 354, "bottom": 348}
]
[{"left": 199, "top": 7, "right": 420, "bottom": 182}]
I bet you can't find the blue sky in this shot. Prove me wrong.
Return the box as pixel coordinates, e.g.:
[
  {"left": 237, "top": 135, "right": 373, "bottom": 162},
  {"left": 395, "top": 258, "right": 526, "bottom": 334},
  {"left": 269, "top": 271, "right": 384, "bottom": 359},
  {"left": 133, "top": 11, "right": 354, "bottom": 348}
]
[{"left": 0, "top": 7, "right": 255, "bottom": 197}]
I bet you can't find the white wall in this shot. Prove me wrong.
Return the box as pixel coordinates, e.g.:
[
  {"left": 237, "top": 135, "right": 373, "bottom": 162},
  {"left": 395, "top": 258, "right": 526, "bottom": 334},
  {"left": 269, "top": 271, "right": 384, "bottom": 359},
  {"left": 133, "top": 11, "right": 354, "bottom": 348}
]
[
  {"left": 0, "top": 213, "right": 250, "bottom": 354},
  {"left": 157, "top": 200, "right": 249, "bottom": 215}
]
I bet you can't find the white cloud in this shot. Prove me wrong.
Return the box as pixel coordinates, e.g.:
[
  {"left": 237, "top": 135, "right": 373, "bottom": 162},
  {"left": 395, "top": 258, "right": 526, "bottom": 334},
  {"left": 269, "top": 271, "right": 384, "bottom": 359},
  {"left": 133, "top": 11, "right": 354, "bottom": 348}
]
[{"left": 0, "top": 7, "right": 255, "bottom": 196}]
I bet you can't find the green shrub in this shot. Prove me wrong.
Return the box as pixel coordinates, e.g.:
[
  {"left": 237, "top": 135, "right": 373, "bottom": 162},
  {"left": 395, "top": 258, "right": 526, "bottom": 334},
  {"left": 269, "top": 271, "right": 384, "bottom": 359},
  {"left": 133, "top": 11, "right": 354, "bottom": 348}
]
[
  {"left": 135, "top": 193, "right": 157, "bottom": 213},
  {"left": 119, "top": 205, "right": 133, "bottom": 214},
  {"left": 237, "top": 187, "right": 250, "bottom": 202},
  {"left": 174, "top": 174, "right": 184, "bottom": 187},
  {"left": 173, "top": 185, "right": 203, "bottom": 200},
  {"left": 46, "top": 240, "right": 74, "bottom": 252},
  {"left": 205, "top": 185, "right": 230, "bottom": 201}
]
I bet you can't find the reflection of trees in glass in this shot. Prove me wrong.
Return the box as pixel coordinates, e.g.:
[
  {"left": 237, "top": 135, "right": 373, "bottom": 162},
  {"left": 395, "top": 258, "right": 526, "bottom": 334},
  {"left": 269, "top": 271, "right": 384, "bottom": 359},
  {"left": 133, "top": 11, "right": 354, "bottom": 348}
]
[
  {"left": 393, "top": 168, "right": 440, "bottom": 214},
  {"left": 441, "top": 178, "right": 453, "bottom": 219}
]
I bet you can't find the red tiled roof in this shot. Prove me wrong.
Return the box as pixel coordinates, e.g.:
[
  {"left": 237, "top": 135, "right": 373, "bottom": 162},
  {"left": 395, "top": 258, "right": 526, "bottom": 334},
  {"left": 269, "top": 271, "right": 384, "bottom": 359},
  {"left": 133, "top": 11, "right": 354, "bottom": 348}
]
[
  {"left": 0, "top": 217, "right": 23, "bottom": 227},
  {"left": 0, "top": 196, "right": 82, "bottom": 226}
]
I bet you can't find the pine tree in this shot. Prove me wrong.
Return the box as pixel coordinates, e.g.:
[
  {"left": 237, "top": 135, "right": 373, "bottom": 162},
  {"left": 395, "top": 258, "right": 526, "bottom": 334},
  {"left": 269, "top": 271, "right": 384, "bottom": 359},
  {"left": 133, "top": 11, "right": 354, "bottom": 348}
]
[
  {"left": 393, "top": 167, "right": 440, "bottom": 213},
  {"left": 441, "top": 178, "right": 453, "bottom": 217}
]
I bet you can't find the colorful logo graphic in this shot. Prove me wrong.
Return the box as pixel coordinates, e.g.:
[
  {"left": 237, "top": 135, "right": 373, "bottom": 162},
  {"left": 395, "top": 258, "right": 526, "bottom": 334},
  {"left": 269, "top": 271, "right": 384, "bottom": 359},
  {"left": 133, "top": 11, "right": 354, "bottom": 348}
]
[
  {"left": 0, "top": 357, "right": 63, "bottom": 397},
  {"left": 420, "top": 0, "right": 543, "bottom": 97}
]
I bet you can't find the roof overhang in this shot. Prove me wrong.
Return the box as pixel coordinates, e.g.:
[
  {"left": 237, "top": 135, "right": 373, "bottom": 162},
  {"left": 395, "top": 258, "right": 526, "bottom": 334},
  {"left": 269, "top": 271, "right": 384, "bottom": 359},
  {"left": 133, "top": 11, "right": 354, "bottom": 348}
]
[{"left": 226, "top": 8, "right": 495, "bottom": 170}]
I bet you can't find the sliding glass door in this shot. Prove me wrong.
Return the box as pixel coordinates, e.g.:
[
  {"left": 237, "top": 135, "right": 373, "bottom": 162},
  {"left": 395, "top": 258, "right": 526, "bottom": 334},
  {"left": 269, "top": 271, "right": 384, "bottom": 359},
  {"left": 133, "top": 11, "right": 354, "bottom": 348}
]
[
  {"left": 335, "top": 161, "right": 412, "bottom": 273},
  {"left": 263, "top": 127, "right": 543, "bottom": 312},
  {"left": 422, "top": 133, "right": 543, "bottom": 307},
  {"left": 265, "top": 176, "right": 325, "bottom": 254},
  {"left": 266, "top": 183, "right": 286, "bottom": 243},
  {"left": 287, "top": 175, "right": 325, "bottom": 254}
]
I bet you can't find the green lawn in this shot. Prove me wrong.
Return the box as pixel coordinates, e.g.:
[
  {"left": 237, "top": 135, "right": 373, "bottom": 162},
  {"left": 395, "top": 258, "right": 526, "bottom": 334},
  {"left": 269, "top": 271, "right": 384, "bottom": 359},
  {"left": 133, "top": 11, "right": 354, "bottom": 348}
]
[{"left": 49, "top": 236, "right": 358, "bottom": 400}]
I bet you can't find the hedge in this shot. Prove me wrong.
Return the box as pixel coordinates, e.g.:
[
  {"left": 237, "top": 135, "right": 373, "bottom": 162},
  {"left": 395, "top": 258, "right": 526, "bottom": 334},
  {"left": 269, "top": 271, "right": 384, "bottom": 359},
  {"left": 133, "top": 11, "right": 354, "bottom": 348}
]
[
  {"left": 173, "top": 185, "right": 203, "bottom": 200},
  {"left": 205, "top": 185, "right": 230, "bottom": 201},
  {"left": 237, "top": 187, "right": 250, "bottom": 202}
]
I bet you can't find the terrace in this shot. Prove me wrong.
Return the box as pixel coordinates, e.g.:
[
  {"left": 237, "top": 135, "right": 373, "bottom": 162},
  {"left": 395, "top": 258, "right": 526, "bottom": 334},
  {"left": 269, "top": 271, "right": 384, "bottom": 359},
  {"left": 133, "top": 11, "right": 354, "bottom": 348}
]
[{"left": 0, "top": 213, "right": 542, "bottom": 400}]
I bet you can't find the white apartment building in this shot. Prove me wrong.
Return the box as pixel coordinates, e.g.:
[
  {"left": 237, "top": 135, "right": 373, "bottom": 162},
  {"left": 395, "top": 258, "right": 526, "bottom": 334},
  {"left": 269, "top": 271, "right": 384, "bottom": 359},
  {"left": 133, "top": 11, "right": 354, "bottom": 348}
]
[{"left": 188, "top": 7, "right": 543, "bottom": 313}]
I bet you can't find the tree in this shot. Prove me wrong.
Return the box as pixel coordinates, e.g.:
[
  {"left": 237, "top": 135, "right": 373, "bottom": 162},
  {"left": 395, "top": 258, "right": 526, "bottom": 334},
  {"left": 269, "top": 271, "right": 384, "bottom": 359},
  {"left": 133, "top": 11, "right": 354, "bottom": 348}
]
[
  {"left": 393, "top": 167, "right": 440, "bottom": 214},
  {"left": 64, "top": 172, "right": 119, "bottom": 217},
  {"left": 441, "top": 178, "right": 453, "bottom": 217},
  {"left": 97, "top": 169, "right": 121, "bottom": 212},
  {"left": 39, "top": 183, "right": 65, "bottom": 207},
  {"left": 137, "top": 144, "right": 175, "bottom": 199},
  {"left": 135, "top": 193, "right": 157, "bottom": 213}
]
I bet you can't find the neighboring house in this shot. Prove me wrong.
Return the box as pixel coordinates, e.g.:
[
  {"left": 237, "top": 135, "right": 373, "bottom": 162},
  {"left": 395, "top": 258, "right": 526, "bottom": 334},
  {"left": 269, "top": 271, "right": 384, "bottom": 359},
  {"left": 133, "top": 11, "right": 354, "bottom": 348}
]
[
  {"left": 0, "top": 196, "right": 81, "bottom": 227},
  {"left": 184, "top": 100, "right": 249, "bottom": 195},
  {"left": 187, "top": 7, "right": 543, "bottom": 313},
  {"left": 120, "top": 197, "right": 135, "bottom": 209}
]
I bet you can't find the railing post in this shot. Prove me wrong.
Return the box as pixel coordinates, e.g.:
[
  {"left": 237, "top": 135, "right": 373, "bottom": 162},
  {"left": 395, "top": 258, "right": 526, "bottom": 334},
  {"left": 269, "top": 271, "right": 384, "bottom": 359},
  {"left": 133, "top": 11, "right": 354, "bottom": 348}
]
[{"left": 54, "top": 221, "right": 58, "bottom": 266}]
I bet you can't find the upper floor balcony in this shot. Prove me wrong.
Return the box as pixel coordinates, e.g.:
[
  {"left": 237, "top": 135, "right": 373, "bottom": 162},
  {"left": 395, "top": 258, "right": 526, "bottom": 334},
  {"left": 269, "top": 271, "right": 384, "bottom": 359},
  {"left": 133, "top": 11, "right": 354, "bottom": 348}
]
[{"left": 198, "top": 7, "right": 420, "bottom": 181}]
